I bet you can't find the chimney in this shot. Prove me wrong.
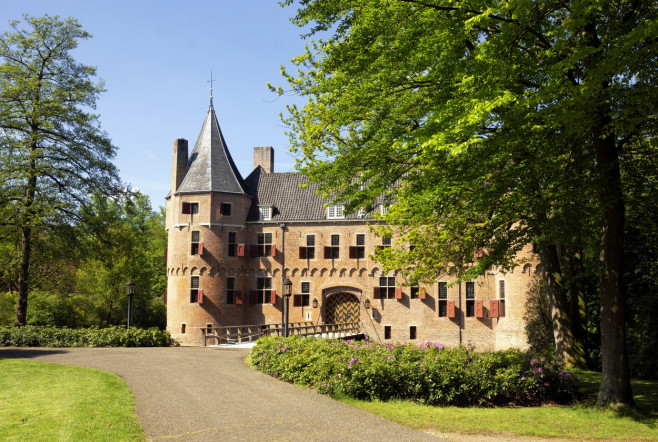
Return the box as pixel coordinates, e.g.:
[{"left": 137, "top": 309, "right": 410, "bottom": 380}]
[
  {"left": 171, "top": 138, "right": 188, "bottom": 194},
  {"left": 253, "top": 146, "right": 274, "bottom": 173}
]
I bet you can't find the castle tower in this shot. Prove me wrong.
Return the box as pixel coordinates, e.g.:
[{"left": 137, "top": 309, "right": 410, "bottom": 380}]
[{"left": 165, "top": 102, "right": 252, "bottom": 345}]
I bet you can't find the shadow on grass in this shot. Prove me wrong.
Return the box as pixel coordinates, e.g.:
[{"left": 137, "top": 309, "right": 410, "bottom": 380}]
[
  {"left": 575, "top": 369, "right": 658, "bottom": 427},
  {"left": 0, "top": 348, "right": 69, "bottom": 359}
]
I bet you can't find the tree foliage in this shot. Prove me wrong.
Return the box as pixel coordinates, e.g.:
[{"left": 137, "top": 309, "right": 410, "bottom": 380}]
[
  {"left": 277, "top": 0, "right": 658, "bottom": 405},
  {"left": 0, "top": 15, "right": 120, "bottom": 326}
]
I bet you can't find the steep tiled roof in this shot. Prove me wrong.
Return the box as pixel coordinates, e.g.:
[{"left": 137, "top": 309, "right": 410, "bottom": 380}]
[
  {"left": 176, "top": 104, "right": 248, "bottom": 195},
  {"left": 245, "top": 167, "right": 375, "bottom": 222}
]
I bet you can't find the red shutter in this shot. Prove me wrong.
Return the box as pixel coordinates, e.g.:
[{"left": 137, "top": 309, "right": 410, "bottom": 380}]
[
  {"left": 198, "top": 242, "right": 204, "bottom": 255},
  {"left": 447, "top": 300, "right": 456, "bottom": 318},
  {"left": 349, "top": 246, "right": 357, "bottom": 259},
  {"left": 299, "top": 247, "right": 307, "bottom": 259},
  {"left": 270, "top": 290, "right": 277, "bottom": 305},
  {"left": 182, "top": 202, "right": 191, "bottom": 214},
  {"left": 475, "top": 300, "right": 484, "bottom": 318},
  {"left": 324, "top": 246, "right": 332, "bottom": 259},
  {"left": 249, "top": 290, "right": 258, "bottom": 304},
  {"left": 490, "top": 300, "right": 499, "bottom": 318},
  {"left": 270, "top": 245, "right": 277, "bottom": 257},
  {"left": 293, "top": 294, "right": 302, "bottom": 307},
  {"left": 250, "top": 245, "right": 258, "bottom": 257},
  {"left": 235, "top": 290, "right": 243, "bottom": 305},
  {"left": 237, "top": 244, "right": 245, "bottom": 257},
  {"left": 419, "top": 288, "right": 427, "bottom": 300},
  {"left": 373, "top": 287, "right": 381, "bottom": 299},
  {"left": 198, "top": 290, "right": 204, "bottom": 304},
  {"left": 395, "top": 287, "right": 403, "bottom": 300}
]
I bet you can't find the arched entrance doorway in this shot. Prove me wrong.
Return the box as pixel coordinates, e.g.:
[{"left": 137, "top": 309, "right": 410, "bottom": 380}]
[{"left": 325, "top": 293, "right": 360, "bottom": 324}]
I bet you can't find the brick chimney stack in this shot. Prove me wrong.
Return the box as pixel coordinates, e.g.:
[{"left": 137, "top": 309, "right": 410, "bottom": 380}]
[
  {"left": 171, "top": 138, "right": 188, "bottom": 194},
  {"left": 253, "top": 146, "right": 274, "bottom": 173}
]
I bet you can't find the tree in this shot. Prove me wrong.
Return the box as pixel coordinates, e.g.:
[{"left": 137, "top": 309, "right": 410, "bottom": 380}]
[
  {"left": 277, "top": 0, "right": 658, "bottom": 405},
  {"left": 0, "top": 15, "right": 119, "bottom": 326}
]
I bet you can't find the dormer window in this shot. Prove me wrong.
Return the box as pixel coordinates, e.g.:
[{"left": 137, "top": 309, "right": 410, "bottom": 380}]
[
  {"left": 259, "top": 206, "right": 272, "bottom": 221},
  {"left": 327, "top": 205, "right": 344, "bottom": 219}
]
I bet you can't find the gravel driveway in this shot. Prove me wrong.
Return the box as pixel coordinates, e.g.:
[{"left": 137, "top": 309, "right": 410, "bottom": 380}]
[{"left": 1, "top": 346, "right": 441, "bottom": 441}]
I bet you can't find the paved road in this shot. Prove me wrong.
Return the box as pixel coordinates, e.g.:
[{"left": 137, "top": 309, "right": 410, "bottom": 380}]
[{"left": 1, "top": 346, "right": 441, "bottom": 441}]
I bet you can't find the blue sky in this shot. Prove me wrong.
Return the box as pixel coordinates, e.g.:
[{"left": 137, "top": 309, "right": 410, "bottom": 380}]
[{"left": 1, "top": 1, "right": 310, "bottom": 207}]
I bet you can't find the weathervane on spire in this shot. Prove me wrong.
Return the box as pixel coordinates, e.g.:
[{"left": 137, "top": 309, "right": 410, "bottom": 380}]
[{"left": 208, "top": 69, "right": 215, "bottom": 105}]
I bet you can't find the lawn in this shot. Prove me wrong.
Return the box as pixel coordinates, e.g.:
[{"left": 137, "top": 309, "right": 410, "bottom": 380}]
[
  {"left": 0, "top": 359, "right": 144, "bottom": 441},
  {"left": 337, "top": 370, "right": 658, "bottom": 440}
]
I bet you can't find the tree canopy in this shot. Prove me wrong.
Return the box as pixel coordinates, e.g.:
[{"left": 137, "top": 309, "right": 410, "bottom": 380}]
[
  {"left": 277, "top": 0, "right": 658, "bottom": 405},
  {"left": 0, "top": 15, "right": 120, "bottom": 326}
]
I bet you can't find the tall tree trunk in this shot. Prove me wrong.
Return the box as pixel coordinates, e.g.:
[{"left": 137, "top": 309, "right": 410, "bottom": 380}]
[
  {"left": 539, "top": 244, "right": 577, "bottom": 366},
  {"left": 15, "top": 225, "right": 32, "bottom": 326},
  {"left": 596, "top": 134, "right": 633, "bottom": 405},
  {"left": 15, "top": 140, "right": 38, "bottom": 326}
]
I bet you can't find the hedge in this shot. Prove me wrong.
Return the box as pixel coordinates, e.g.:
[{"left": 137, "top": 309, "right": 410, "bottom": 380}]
[
  {"left": 250, "top": 336, "right": 580, "bottom": 406},
  {"left": 0, "top": 325, "right": 176, "bottom": 347}
]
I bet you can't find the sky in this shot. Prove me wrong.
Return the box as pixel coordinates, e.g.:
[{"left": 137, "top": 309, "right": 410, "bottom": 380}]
[{"left": 0, "top": 1, "right": 311, "bottom": 207}]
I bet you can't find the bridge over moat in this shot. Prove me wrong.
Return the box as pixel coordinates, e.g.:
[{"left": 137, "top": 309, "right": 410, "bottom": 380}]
[{"left": 201, "top": 321, "right": 363, "bottom": 346}]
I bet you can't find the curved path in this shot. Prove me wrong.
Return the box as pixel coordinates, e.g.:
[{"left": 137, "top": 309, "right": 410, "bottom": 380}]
[{"left": 1, "top": 347, "right": 441, "bottom": 441}]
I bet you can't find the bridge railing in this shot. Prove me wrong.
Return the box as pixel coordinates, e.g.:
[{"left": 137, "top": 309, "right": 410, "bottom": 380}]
[{"left": 201, "top": 321, "right": 361, "bottom": 346}]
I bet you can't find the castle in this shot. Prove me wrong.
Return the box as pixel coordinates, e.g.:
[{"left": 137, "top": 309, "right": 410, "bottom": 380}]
[{"left": 165, "top": 102, "right": 539, "bottom": 347}]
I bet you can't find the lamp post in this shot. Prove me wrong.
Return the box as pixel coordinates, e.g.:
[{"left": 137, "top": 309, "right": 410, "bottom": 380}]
[
  {"left": 126, "top": 279, "right": 135, "bottom": 329},
  {"left": 283, "top": 277, "right": 292, "bottom": 337}
]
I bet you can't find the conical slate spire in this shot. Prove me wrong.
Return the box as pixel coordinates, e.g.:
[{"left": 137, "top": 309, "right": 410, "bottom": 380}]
[{"left": 176, "top": 104, "right": 248, "bottom": 195}]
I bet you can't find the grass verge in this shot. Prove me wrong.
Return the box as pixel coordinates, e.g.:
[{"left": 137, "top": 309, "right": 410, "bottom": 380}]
[
  {"left": 0, "top": 359, "right": 144, "bottom": 441},
  {"left": 335, "top": 370, "right": 658, "bottom": 440}
]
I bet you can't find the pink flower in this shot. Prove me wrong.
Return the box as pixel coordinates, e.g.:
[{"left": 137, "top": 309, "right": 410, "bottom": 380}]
[{"left": 387, "top": 355, "right": 393, "bottom": 360}]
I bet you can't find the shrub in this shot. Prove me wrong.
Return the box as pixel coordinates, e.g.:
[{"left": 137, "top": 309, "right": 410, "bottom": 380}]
[
  {"left": 250, "top": 336, "right": 579, "bottom": 406},
  {"left": 0, "top": 325, "right": 176, "bottom": 347}
]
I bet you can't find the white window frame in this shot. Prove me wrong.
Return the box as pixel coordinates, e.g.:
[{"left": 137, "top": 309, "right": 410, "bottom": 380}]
[
  {"left": 327, "top": 204, "right": 344, "bottom": 219},
  {"left": 259, "top": 206, "right": 272, "bottom": 221}
]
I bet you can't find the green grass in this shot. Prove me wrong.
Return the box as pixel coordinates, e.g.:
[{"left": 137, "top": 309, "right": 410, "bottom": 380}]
[
  {"left": 0, "top": 359, "right": 144, "bottom": 441},
  {"left": 336, "top": 370, "right": 658, "bottom": 440}
]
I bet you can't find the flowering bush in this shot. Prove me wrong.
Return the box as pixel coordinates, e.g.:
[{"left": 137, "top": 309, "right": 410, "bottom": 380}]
[{"left": 250, "top": 336, "right": 579, "bottom": 406}]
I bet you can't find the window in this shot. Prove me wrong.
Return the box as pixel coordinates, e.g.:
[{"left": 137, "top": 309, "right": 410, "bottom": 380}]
[
  {"left": 410, "top": 281, "right": 420, "bottom": 299},
  {"left": 191, "top": 231, "right": 203, "bottom": 255},
  {"left": 466, "top": 281, "right": 475, "bottom": 317},
  {"left": 206, "top": 323, "right": 213, "bottom": 334},
  {"left": 295, "top": 282, "right": 310, "bottom": 307},
  {"left": 299, "top": 234, "right": 315, "bottom": 259},
  {"left": 257, "top": 233, "right": 273, "bottom": 257},
  {"left": 220, "top": 203, "right": 231, "bottom": 216},
  {"left": 438, "top": 282, "right": 448, "bottom": 317},
  {"left": 182, "top": 202, "right": 199, "bottom": 214},
  {"left": 384, "top": 325, "right": 392, "bottom": 340},
  {"left": 324, "top": 234, "right": 340, "bottom": 259},
  {"left": 350, "top": 234, "right": 366, "bottom": 259},
  {"left": 181, "top": 323, "right": 186, "bottom": 334},
  {"left": 377, "top": 235, "right": 392, "bottom": 253},
  {"left": 256, "top": 277, "right": 271, "bottom": 304},
  {"left": 377, "top": 276, "right": 397, "bottom": 299},
  {"left": 226, "top": 277, "right": 235, "bottom": 304},
  {"left": 409, "top": 326, "right": 417, "bottom": 340},
  {"left": 327, "top": 204, "right": 344, "bottom": 219},
  {"left": 498, "top": 280, "right": 506, "bottom": 317},
  {"left": 259, "top": 206, "right": 271, "bottom": 221},
  {"left": 380, "top": 204, "right": 388, "bottom": 215},
  {"left": 190, "top": 276, "right": 200, "bottom": 303},
  {"left": 228, "top": 232, "right": 237, "bottom": 257}
]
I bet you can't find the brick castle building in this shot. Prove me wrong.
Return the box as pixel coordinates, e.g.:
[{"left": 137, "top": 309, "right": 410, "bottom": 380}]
[{"left": 165, "top": 102, "right": 539, "bottom": 347}]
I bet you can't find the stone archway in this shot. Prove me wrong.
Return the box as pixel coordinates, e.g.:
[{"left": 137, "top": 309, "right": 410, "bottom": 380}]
[{"left": 325, "top": 293, "right": 360, "bottom": 324}]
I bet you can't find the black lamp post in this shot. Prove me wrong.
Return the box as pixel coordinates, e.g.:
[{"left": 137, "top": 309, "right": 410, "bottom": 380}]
[
  {"left": 126, "top": 279, "right": 135, "bottom": 329},
  {"left": 283, "top": 277, "right": 292, "bottom": 337}
]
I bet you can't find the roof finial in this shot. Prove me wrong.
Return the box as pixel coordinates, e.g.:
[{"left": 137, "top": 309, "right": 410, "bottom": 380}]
[{"left": 208, "top": 69, "right": 215, "bottom": 106}]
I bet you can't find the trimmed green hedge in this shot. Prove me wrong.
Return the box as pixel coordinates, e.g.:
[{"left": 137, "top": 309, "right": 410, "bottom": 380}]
[
  {"left": 250, "top": 336, "right": 579, "bottom": 406},
  {"left": 0, "top": 325, "right": 176, "bottom": 347}
]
